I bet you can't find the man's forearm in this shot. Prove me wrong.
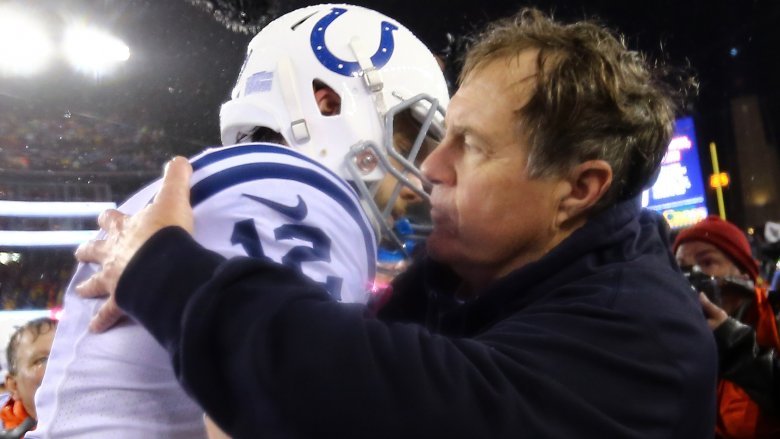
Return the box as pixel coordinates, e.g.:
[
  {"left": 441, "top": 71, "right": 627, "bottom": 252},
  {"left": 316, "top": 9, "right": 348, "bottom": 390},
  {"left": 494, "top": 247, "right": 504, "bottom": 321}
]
[
  {"left": 115, "top": 226, "right": 226, "bottom": 349},
  {"left": 112, "top": 226, "right": 537, "bottom": 438}
]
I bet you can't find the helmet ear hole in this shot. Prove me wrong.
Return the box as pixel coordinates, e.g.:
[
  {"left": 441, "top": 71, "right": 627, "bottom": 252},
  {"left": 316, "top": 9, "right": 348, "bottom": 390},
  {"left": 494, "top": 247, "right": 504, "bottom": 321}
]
[
  {"left": 312, "top": 79, "right": 341, "bottom": 116},
  {"left": 354, "top": 149, "right": 379, "bottom": 174},
  {"left": 244, "top": 127, "right": 286, "bottom": 145}
]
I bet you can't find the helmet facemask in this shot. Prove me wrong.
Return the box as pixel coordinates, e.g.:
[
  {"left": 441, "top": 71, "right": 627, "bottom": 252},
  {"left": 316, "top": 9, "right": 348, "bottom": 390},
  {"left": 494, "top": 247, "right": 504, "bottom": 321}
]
[{"left": 346, "top": 93, "right": 445, "bottom": 254}]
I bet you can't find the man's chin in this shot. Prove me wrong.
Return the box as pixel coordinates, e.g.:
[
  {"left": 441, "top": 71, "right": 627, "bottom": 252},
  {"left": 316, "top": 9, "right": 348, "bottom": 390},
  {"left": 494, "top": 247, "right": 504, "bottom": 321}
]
[{"left": 425, "top": 232, "right": 456, "bottom": 263}]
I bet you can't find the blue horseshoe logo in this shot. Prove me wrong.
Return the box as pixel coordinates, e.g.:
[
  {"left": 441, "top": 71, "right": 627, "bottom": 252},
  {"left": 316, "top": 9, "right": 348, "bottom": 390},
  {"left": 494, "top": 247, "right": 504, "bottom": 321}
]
[{"left": 310, "top": 7, "right": 397, "bottom": 77}]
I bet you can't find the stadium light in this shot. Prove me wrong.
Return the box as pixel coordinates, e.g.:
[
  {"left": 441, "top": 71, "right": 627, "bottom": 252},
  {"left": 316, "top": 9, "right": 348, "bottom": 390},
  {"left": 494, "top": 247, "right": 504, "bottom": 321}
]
[
  {"left": 63, "top": 24, "right": 130, "bottom": 75},
  {"left": 0, "top": 6, "right": 53, "bottom": 76}
]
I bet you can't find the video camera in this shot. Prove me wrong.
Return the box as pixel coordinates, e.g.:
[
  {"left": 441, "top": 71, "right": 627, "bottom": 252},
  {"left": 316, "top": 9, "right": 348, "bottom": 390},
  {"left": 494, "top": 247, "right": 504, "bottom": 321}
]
[{"left": 680, "top": 266, "right": 755, "bottom": 307}]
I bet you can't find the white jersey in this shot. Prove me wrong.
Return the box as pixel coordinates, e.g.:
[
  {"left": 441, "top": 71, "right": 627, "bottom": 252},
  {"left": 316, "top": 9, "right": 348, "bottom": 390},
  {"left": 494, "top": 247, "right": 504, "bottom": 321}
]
[{"left": 31, "top": 143, "right": 377, "bottom": 438}]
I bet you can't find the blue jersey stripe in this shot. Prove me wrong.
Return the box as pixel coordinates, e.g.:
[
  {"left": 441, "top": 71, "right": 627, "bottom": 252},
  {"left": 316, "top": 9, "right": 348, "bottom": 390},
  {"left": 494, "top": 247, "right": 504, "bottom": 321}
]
[
  {"left": 190, "top": 162, "right": 376, "bottom": 278},
  {"left": 190, "top": 143, "right": 356, "bottom": 196}
]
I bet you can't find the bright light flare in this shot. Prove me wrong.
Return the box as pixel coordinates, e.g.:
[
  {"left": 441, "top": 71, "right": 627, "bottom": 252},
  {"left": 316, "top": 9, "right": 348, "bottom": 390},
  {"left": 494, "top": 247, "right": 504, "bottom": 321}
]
[
  {"left": 0, "top": 6, "right": 53, "bottom": 75},
  {"left": 64, "top": 25, "right": 130, "bottom": 75}
]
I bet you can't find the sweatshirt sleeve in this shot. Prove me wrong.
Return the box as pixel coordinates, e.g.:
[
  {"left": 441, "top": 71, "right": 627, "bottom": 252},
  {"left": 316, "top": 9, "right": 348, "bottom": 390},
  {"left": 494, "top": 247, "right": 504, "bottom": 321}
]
[{"left": 114, "top": 227, "right": 529, "bottom": 439}]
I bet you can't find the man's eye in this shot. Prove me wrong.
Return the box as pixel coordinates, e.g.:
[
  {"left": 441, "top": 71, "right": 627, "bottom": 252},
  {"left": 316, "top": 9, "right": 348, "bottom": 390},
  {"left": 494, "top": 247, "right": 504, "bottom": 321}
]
[
  {"left": 33, "top": 355, "right": 49, "bottom": 367},
  {"left": 464, "top": 142, "right": 482, "bottom": 154},
  {"left": 699, "top": 259, "right": 716, "bottom": 268},
  {"left": 462, "top": 134, "right": 485, "bottom": 153}
]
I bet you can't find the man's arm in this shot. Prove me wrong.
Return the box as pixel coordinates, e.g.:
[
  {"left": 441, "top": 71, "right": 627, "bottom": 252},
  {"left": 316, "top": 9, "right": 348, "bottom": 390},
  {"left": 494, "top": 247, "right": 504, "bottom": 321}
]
[
  {"left": 700, "top": 291, "right": 780, "bottom": 414},
  {"left": 71, "top": 158, "right": 516, "bottom": 437},
  {"left": 113, "top": 227, "right": 522, "bottom": 438},
  {"left": 715, "top": 317, "right": 780, "bottom": 414}
]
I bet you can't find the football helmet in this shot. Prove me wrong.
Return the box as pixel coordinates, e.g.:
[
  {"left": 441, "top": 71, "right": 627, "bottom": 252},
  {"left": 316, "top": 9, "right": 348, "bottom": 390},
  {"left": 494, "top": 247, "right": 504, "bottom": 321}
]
[{"left": 220, "top": 3, "right": 449, "bottom": 252}]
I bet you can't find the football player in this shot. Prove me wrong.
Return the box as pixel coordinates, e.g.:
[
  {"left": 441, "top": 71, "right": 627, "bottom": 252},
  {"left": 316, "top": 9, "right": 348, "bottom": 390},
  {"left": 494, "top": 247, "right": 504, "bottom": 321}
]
[{"left": 31, "top": 4, "right": 447, "bottom": 438}]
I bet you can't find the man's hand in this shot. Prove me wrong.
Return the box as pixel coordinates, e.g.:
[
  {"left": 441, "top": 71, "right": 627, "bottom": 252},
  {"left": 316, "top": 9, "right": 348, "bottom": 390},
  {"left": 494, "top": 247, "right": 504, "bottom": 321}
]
[
  {"left": 75, "top": 156, "right": 195, "bottom": 332},
  {"left": 699, "top": 292, "right": 729, "bottom": 330}
]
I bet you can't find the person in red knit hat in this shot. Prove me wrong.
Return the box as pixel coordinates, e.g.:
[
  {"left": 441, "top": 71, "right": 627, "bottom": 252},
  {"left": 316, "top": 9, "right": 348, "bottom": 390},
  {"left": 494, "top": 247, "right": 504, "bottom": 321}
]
[
  {"left": 1, "top": 317, "right": 56, "bottom": 439},
  {"left": 674, "top": 215, "right": 780, "bottom": 439}
]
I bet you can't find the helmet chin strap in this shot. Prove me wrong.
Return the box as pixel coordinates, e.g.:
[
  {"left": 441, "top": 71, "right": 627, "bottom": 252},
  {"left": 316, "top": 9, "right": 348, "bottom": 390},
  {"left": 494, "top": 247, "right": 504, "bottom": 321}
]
[{"left": 277, "top": 56, "right": 311, "bottom": 144}]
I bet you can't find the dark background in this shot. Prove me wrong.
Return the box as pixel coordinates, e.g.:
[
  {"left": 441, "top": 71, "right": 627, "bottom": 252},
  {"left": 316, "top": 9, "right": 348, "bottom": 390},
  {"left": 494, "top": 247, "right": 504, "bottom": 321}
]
[{"left": 2, "top": 0, "right": 778, "bottom": 152}]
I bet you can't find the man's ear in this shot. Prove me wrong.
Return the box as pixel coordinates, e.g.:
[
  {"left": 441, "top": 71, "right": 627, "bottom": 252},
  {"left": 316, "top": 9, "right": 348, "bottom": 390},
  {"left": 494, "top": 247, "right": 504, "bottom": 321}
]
[
  {"left": 556, "top": 160, "right": 613, "bottom": 226},
  {"left": 313, "top": 85, "right": 341, "bottom": 116},
  {"left": 5, "top": 374, "right": 19, "bottom": 401}
]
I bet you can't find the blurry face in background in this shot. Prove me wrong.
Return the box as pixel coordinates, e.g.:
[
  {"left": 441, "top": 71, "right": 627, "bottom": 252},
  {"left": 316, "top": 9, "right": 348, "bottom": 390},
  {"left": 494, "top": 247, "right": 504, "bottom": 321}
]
[
  {"left": 675, "top": 241, "right": 744, "bottom": 279},
  {"left": 675, "top": 240, "right": 751, "bottom": 315},
  {"left": 6, "top": 325, "right": 56, "bottom": 419},
  {"left": 372, "top": 110, "right": 439, "bottom": 221}
]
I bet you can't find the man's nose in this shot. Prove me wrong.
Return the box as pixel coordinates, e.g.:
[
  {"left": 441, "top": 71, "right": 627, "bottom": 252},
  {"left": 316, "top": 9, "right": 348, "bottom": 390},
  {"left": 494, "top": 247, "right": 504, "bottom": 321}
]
[{"left": 420, "top": 138, "right": 452, "bottom": 186}]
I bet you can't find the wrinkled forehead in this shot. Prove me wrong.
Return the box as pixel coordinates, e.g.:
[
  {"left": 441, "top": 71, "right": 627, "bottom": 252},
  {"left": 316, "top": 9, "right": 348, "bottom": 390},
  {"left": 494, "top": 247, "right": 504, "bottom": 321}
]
[
  {"left": 675, "top": 240, "right": 729, "bottom": 262},
  {"left": 444, "top": 57, "right": 538, "bottom": 143},
  {"left": 455, "top": 56, "right": 539, "bottom": 115},
  {"left": 462, "top": 49, "right": 540, "bottom": 90}
]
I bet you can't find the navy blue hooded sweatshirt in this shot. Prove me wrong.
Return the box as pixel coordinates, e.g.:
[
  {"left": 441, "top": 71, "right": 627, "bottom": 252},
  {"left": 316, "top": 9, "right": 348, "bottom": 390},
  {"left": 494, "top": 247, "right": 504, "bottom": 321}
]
[{"left": 116, "top": 199, "right": 717, "bottom": 438}]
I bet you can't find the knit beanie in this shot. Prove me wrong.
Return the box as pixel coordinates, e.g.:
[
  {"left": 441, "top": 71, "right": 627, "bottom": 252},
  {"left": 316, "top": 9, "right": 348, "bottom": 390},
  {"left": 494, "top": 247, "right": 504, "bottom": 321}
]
[{"left": 672, "top": 215, "right": 759, "bottom": 281}]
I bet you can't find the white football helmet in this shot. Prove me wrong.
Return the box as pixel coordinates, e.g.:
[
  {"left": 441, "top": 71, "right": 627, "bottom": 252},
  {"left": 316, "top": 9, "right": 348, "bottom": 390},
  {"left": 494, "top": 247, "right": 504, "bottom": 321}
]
[{"left": 220, "top": 3, "right": 449, "bottom": 252}]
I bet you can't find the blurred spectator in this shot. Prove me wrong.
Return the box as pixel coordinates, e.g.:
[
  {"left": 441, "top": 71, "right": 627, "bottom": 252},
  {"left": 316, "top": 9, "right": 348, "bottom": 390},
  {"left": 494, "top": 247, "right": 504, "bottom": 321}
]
[
  {"left": 0, "top": 373, "right": 8, "bottom": 407},
  {"left": 0, "top": 317, "right": 57, "bottom": 438},
  {"left": 674, "top": 215, "right": 780, "bottom": 439}
]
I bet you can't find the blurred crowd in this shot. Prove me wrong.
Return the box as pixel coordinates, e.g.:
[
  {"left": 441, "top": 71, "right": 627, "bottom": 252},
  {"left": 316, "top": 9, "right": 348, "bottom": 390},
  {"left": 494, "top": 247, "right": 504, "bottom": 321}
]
[
  {"left": 0, "top": 251, "right": 73, "bottom": 310},
  {"left": 0, "top": 97, "right": 179, "bottom": 173},
  {"left": 0, "top": 96, "right": 207, "bottom": 313}
]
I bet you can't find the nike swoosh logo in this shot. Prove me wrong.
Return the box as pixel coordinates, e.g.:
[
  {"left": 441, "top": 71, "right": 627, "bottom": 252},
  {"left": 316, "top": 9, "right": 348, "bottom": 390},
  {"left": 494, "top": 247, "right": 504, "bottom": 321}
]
[{"left": 242, "top": 193, "right": 308, "bottom": 221}]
